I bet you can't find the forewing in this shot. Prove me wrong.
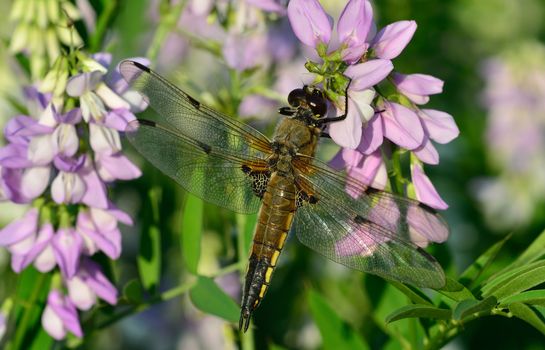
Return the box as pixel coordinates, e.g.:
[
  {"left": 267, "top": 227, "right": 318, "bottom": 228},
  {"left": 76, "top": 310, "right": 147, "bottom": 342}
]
[
  {"left": 119, "top": 60, "right": 273, "bottom": 158},
  {"left": 120, "top": 60, "right": 273, "bottom": 213},
  {"left": 292, "top": 156, "right": 447, "bottom": 289}
]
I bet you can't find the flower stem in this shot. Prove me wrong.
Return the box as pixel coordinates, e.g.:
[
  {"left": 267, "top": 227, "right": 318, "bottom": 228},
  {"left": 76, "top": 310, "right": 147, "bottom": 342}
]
[
  {"left": 88, "top": 0, "right": 120, "bottom": 52},
  {"left": 96, "top": 278, "right": 197, "bottom": 330},
  {"left": 11, "top": 272, "right": 48, "bottom": 350},
  {"left": 146, "top": 0, "right": 187, "bottom": 63},
  {"left": 236, "top": 213, "right": 255, "bottom": 350},
  {"left": 424, "top": 309, "right": 511, "bottom": 350}
]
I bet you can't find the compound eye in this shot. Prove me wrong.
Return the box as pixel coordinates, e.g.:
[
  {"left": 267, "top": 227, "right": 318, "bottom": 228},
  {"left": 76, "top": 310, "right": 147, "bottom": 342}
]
[
  {"left": 287, "top": 88, "right": 306, "bottom": 107},
  {"left": 308, "top": 90, "right": 327, "bottom": 117}
]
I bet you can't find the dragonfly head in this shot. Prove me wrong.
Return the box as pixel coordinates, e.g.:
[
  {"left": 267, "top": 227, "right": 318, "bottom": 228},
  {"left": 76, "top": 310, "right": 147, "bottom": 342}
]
[{"left": 287, "top": 86, "right": 328, "bottom": 121}]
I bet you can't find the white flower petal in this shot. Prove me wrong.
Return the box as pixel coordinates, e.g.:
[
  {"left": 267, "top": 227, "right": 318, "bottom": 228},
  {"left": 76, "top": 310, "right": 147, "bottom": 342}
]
[
  {"left": 95, "top": 84, "right": 130, "bottom": 110},
  {"left": 67, "top": 277, "right": 97, "bottom": 310},
  {"left": 34, "top": 245, "right": 56, "bottom": 272},
  {"left": 28, "top": 134, "right": 57, "bottom": 165},
  {"left": 21, "top": 166, "right": 51, "bottom": 198},
  {"left": 42, "top": 306, "right": 66, "bottom": 340},
  {"left": 89, "top": 124, "right": 121, "bottom": 155}
]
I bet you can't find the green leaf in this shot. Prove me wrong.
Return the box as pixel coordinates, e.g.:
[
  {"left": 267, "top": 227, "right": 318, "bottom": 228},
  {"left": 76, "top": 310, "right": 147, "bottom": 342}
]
[
  {"left": 385, "top": 304, "right": 451, "bottom": 323},
  {"left": 307, "top": 289, "right": 369, "bottom": 350},
  {"left": 452, "top": 296, "right": 497, "bottom": 321},
  {"left": 244, "top": 213, "right": 257, "bottom": 253},
  {"left": 510, "top": 228, "right": 545, "bottom": 270},
  {"left": 28, "top": 327, "right": 54, "bottom": 350},
  {"left": 10, "top": 269, "right": 52, "bottom": 350},
  {"left": 269, "top": 344, "right": 289, "bottom": 350},
  {"left": 437, "top": 277, "right": 475, "bottom": 301},
  {"left": 481, "top": 260, "right": 545, "bottom": 295},
  {"left": 181, "top": 194, "right": 203, "bottom": 274},
  {"left": 138, "top": 188, "right": 162, "bottom": 292},
  {"left": 138, "top": 225, "right": 161, "bottom": 292},
  {"left": 189, "top": 276, "right": 239, "bottom": 323},
  {"left": 123, "top": 279, "right": 143, "bottom": 304},
  {"left": 500, "top": 290, "right": 545, "bottom": 307},
  {"left": 509, "top": 302, "right": 545, "bottom": 336},
  {"left": 389, "top": 281, "right": 433, "bottom": 305},
  {"left": 459, "top": 234, "right": 511, "bottom": 287},
  {"left": 483, "top": 261, "right": 545, "bottom": 300}
]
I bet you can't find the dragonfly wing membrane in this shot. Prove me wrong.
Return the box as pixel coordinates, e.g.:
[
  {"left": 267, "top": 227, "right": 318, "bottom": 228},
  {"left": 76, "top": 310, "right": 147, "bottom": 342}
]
[
  {"left": 119, "top": 60, "right": 272, "bottom": 157},
  {"left": 121, "top": 60, "right": 274, "bottom": 214},
  {"left": 292, "top": 156, "right": 446, "bottom": 289}
]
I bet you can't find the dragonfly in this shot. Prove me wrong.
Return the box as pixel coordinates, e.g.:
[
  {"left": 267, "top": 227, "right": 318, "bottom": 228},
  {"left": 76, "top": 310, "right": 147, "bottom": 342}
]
[{"left": 119, "top": 60, "right": 448, "bottom": 332}]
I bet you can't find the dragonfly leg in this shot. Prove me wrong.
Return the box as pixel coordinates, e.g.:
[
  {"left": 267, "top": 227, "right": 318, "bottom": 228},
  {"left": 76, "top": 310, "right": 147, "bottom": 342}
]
[{"left": 316, "top": 78, "right": 352, "bottom": 126}]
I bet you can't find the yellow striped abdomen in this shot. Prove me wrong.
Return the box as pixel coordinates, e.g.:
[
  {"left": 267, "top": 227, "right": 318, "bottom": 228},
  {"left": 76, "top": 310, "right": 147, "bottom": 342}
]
[{"left": 239, "top": 173, "right": 296, "bottom": 331}]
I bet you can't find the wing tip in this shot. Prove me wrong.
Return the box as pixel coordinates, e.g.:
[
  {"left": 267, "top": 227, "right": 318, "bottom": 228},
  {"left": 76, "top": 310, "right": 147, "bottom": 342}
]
[{"left": 132, "top": 60, "right": 151, "bottom": 72}]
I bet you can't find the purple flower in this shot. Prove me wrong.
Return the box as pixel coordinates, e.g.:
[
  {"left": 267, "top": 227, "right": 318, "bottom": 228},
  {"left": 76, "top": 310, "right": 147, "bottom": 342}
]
[
  {"left": 89, "top": 123, "right": 122, "bottom": 155},
  {"left": 328, "top": 60, "right": 393, "bottom": 149},
  {"left": 418, "top": 109, "right": 459, "bottom": 144},
  {"left": 287, "top": 0, "right": 332, "bottom": 48},
  {"left": 1, "top": 52, "right": 143, "bottom": 341},
  {"left": 4, "top": 115, "right": 52, "bottom": 145},
  {"left": 345, "top": 59, "right": 394, "bottom": 90},
  {"left": 0, "top": 208, "right": 39, "bottom": 254},
  {"left": 10, "top": 223, "right": 55, "bottom": 273},
  {"left": 51, "top": 109, "right": 82, "bottom": 157},
  {"left": 238, "top": 95, "right": 279, "bottom": 119},
  {"left": 76, "top": 207, "right": 129, "bottom": 259},
  {"left": 370, "top": 20, "right": 417, "bottom": 59},
  {"left": 411, "top": 162, "right": 448, "bottom": 210},
  {"left": 66, "top": 71, "right": 130, "bottom": 123},
  {"left": 222, "top": 33, "right": 269, "bottom": 72},
  {"left": 412, "top": 109, "right": 459, "bottom": 165},
  {"left": 51, "top": 156, "right": 87, "bottom": 204},
  {"left": 393, "top": 73, "right": 444, "bottom": 105},
  {"left": 95, "top": 152, "right": 141, "bottom": 182},
  {"left": 335, "top": 223, "right": 388, "bottom": 257},
  {"left": 80, "top": 158, "right": 109, "bottom": 209},
  {"left": 0, "top": 311, "right": 6, "bottom": 341},
  {"left": 380, "top": 101, "right": 425, "bottom": 150},
  {"left": 246, "top": 0, "right": 286, "bottom": 14},
  {"left": 52, "top": 228, "right": 83, "bottom": 278},
  {"left": 329, "top": 148, "right": 387, "bottom": 197},
  {"left": 41, "top": 290, "right": 83, "bottom": 340},
  {"left": 337, "top": 0, "right": 373, "bottom": 63},
  {"left": 66, "top": 258, "right": 117, "bottom": 310}
]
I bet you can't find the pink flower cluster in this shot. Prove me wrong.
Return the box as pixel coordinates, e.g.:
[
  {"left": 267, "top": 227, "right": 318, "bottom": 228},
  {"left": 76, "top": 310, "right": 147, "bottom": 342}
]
[
  {"left": 0, "top": 54, "right": 144, "bottom": 340},
  {"left": 287, "top": 0, "right": 459, "bottom": 210}
]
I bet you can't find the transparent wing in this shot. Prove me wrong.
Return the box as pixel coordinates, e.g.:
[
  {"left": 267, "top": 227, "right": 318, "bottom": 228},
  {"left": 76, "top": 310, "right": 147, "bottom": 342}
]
[
  {"left": 292, "top": 156, "right": 447, "bottom": 289},
  {"left": 119, "top": 60, "right": 272, "bottom": 156},
  {"left": 120, "top": 60, "right": 274, "bottom": 214}
]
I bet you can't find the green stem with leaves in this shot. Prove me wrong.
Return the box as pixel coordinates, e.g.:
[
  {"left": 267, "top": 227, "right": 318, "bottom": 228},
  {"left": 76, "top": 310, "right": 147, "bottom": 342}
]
[{"left": 424, "top": 309, "right": 511, "bottom": 350}]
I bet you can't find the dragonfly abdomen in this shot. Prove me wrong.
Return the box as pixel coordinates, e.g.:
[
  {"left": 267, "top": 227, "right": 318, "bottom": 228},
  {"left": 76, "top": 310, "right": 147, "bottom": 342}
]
[{"left": 239, "top": 173, "right": 296, "bottom": 331}]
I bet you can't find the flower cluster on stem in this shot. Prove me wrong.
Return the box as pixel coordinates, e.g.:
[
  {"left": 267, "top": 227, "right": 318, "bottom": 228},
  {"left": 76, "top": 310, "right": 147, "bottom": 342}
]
[
  {"left": 0, "top": 51, "right": 144, "bottom": 340},
  {"left": 287, "top": 0, "right": 459, "bottom": 212}
]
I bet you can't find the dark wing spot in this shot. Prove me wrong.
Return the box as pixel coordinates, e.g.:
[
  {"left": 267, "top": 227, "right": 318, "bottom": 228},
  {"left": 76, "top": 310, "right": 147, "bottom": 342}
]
[
  {"left": 354, "top": 215, "right": 370, "bottom": 225},
  {"left": 308, "top": 195, "right": 318, "bottom": 204},
  {"left": 418, "top": 202, "right": 437, "bottom": 214},
  {"left": 133, "top": 61, "right": 151, "bottom": 72},
  {"left": 138, "top": 118, "right": 156, "bottom": 127},
  {"left": 242, "top": 164, "right": 252, "bottom": 174},
  {"left": 186, "top": 94, "right": 201, "bottom": 109},
  {"left": 416, "top": 247, "right": 437, "bottom": 263},
  {"left": 364, "top": 187, "right": 380, "bottom": 195},
  {"left": 196, "top": 140, "right": 211, "bottom": 154}
]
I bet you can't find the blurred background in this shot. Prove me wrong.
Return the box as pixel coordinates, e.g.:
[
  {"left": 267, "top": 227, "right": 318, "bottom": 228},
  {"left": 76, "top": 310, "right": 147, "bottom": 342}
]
[{"left": 1, "top": 0, "right": 545, "bottom": 349}]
